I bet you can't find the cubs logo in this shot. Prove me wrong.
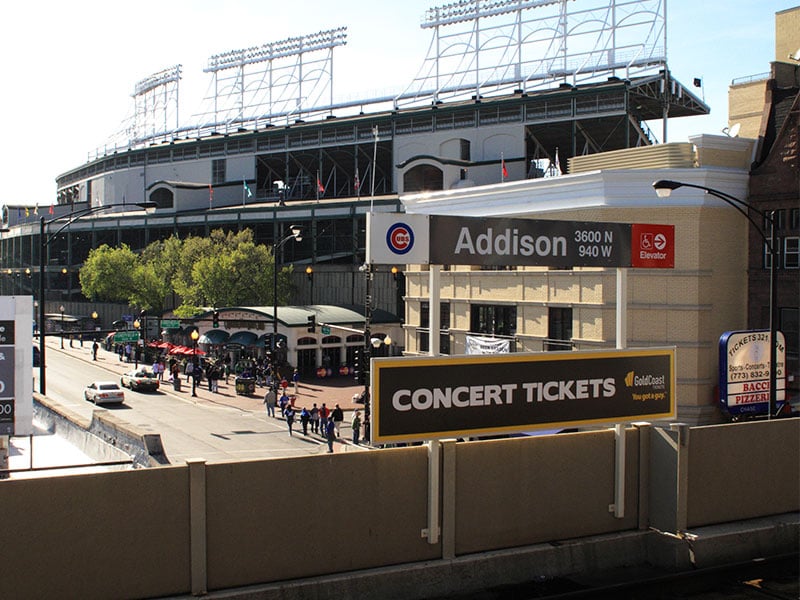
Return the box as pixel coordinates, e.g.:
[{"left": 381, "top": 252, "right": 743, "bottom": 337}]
[{"left": 386, "top": 222, "right": 414, "bottom": 255}]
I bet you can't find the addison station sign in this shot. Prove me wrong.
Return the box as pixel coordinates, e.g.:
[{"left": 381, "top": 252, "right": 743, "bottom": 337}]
[
  {"left": 372, "top": 349, "right": 675, "bottom": 444},
  {"left": 367, "top": 213, "right": 675, "bottom": 269}
]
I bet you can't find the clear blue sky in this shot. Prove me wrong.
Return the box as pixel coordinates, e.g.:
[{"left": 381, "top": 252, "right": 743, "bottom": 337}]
[{"left": 1, "top": 0, "right": 795, "bottom": 206}]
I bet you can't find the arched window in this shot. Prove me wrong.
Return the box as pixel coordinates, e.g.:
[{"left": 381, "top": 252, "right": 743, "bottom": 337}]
[
  {"left": 149, "top": 187, "right": 174, "bottom": 209},
  {"left": 404, "top": 164, "right": 443, "bottom": 192}
]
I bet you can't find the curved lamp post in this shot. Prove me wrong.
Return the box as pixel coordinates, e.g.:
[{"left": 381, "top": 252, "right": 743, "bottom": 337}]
[
  {"left": 37, "top": 202, "right": 156, "bottom": 394},
  {"left": 271, "top": 225, "right": 302, "bottom": 364},
  {"left": 652, "top": 179, "right": 780, "bottom": 418}
]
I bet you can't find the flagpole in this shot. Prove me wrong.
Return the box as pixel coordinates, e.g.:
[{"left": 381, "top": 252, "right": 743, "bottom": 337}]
[{"left": 370, "top": 126, "right": 378, "bottom": 213}]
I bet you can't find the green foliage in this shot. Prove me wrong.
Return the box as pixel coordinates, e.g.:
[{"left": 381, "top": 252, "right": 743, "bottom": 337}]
[
  {"left": 79, "top": 228, "right": 295, "bottom": 314},
  {"left": 79, "top": 244, "right": 139, "bottom": 302}
]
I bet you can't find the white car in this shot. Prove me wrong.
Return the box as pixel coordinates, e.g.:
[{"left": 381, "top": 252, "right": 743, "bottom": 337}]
[{"left": 84, "top": 381, "right": 125, "bottom": 405}]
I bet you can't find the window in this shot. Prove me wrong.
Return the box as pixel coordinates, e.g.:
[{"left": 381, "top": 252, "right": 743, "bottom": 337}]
[
  {"left": 547, "top": 307, "right": 573, "bottom": 351},
  {"left": 790, "top": 208, "right": 799, "bottom": 230},
  {"left": 764, "top": 240, "right": 779, "bottom": 269},
  {"left": 420, "top": 302, "right": 451, "bottom": 354},
  {"left": 784, "top": 237, "right": 799, "bottom": 269},
  {"left": 212, "top": 159, "right": 226, "bottom": 184},
  {"left": 421, "top": 302, "right": 450, "bottom": 329},
  {"left": 470, "top": 304, "right": 516, "bottom": 337}
]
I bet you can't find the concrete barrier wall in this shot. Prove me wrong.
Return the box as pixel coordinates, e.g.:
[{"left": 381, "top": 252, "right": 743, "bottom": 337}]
[
  {"left": 0, "top": 467, "right": 190, "bottom": 600},
  {"left": 0, "top": 419, "right": 797, "bottom": 598},
  {"left": 452, "top": 429, "right": 640, "bottom": 555},
  {"left": 204, "top": 448, "right": 440, "bottom": 590},
  {"left": 687, "top": 419, "right": 800, "bottom": 527}
]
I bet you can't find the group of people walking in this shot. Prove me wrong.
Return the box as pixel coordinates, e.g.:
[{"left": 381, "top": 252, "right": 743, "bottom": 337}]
[{"left": 263, "top": 388, "right": 363, "bottom": 452}]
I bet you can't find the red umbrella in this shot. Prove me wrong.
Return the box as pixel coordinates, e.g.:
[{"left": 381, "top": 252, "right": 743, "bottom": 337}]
[
  {"left": 184, "top": 347, "right": 206, "bottom": 355},
  {"left": 168, "top": 345, "right": 190, "bottom": 355}
]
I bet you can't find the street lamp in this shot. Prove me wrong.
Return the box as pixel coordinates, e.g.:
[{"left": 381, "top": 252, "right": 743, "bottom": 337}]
[
  {"left": 190, "top": 329, "right": 200, "bottom": 397},
  {"left": 271, "top": 225, "right": 302, "bottom": 366},
  {"left": 37, "top": 202, "right": 156, "bottom": 394},
  {"left": 59, "top": 305, "right": 65, "bottom": 349},
  {"left": 652, "top": 179, "right": 780, "bottom": 418}
]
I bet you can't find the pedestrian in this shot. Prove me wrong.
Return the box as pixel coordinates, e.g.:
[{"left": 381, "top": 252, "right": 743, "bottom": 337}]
[
  {"left": 332, "top": 403, "right": 344, "bottom": 438},
  {"left": 310, "top": 403, "right": 320, "bottom": 434},
  {"left": 278, "top": 392, "right": 289, "bottom": 417},
  {"left": 325, "top": 416, "right": 336, "bottom": 453},
  {"left": 92, "top": 340, "right": 99, "bottom": 361},
  {"left": 185, "top": 360, "right": 194, "bottom": 382},
  {"left": 300, "top": 406, "right": 310, "bottom": 435},
  {"left": 319, "top": 403, "right": 329, "bottom": 436},
  {"left": 292, "top": 368, "right": 300, "bottom": 395},
  {"left": 264, "top": 386, "right": 277, "bottom": 418},
  {"left": 285, "top": 405, "right": 296, "bottom": 436},
  {"left": 351, "top": 410, "right": 362, "bottom": 445}
]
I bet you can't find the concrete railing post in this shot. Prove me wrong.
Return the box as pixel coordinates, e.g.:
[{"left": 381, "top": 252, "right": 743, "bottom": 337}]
[{"left": 187, "top": 458, "right": 207, "bottom": 596}]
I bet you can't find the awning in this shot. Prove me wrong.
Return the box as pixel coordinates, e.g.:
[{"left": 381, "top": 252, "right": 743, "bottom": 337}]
[
  {"left": 227, "top": 331, "right": 258, "bottom": 347},
  {"left": 198, "top": 330, "right": 229, "bottom": 345}
]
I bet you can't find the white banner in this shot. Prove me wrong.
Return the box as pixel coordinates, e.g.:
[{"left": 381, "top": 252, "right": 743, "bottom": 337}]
[{"left": 465, "top": 335, "right": 510, "bottom": 355}]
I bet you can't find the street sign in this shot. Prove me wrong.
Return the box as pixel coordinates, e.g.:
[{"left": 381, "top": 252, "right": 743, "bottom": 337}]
[
  {"left": 161, "top": 319, "right": 180, "bottom": 329},
  {"left": 113, "top": 331, "right": 141, "bottom": 343},
  {"left": 321, "top": 326, "right": 331, "bottom": 335}
]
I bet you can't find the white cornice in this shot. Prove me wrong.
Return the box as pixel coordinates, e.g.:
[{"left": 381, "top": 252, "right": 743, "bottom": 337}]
[{"left": 401, "top": 167, "right": 751, "bottom": 218}]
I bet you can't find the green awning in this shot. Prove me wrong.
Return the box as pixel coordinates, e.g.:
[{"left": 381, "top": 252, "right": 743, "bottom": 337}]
[
  {"left": 198, "top": 330, "right": 229, "bottom": 345},
  {"left": 227, "top": 331, "right": 258, "bottom": 346}
]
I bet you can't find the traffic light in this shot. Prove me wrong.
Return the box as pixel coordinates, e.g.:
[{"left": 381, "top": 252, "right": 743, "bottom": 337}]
[
  {"left": 353, "top": 348, "right": 362, "bottom": 383},
  {"left": 212, "top": 310, "right": 220, "bottom": 328},
  {"left": 307, "top": 314, "right": 316, "bottom": 332}
]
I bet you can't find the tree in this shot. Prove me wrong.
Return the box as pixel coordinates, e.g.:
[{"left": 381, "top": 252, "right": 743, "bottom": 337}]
[{"left": 79, "top": 244, "right": 139, "bottom": 302}]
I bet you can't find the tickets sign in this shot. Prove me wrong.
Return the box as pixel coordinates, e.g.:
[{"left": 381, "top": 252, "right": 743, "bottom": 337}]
[
  {"left": 371, "top": 348, "right": 675, "bottom": 443},
  {"left": 719, "top": 330, "right": 786, "bottom": 416}
]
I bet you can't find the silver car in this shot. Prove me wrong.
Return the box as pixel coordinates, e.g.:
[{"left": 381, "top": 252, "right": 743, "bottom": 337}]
[{"left": 84, "top": 381, "right": 125, "bottom": 405}]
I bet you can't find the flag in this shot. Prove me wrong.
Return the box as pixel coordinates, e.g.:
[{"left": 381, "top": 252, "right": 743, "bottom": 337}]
[
  {"left": 693, "top": 77, "right": 702, "bottom": 88},
  {"left": 354, "top": 168, "right": 360, "bottom": 192},
  {"left": 33, "top": 204, "right": 38, "bottom": 215},
  {"left": 25, "top": 207, "right": 29, "bottom": 217},
  {"left": 208, "top": 184, "right": 214, "bottom": 206},
  {"left": 317, "top": 176, "right": 325, "bottom": 194},
  {"left": 554, "top": 147, "right": 562, "bottom": 175},
  {"left": 48, "top": 204, "right": 54, "bottom": 215},
  {"left": 243, "top": 180, "right": 253, "bottom": 198},
  {"left": 501, "top": 156, "right": 508, "bottom": 179}
]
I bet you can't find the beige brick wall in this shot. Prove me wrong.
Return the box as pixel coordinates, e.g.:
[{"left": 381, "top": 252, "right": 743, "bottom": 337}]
[
  {"left": 728, "top": 80, "right": 767, "bottom": 139},
  {"left": 775, "top": 6, "right": 800, "bottom": 63}
]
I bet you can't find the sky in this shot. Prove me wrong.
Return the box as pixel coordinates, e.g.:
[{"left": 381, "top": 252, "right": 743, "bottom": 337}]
[{"left": 1, "top": 0, "right": 796, "bottom": 206}]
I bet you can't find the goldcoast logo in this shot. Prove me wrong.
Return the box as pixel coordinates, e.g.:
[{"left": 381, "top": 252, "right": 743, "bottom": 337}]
[{"left": 625, "top": 371, "right": 635, "bottom": 387}]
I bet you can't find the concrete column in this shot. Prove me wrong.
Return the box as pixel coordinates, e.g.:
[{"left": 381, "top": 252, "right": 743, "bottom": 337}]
[
  {"left": 670, "top": 423, "right": 690, "bottom": 532},
  {"left": 187, "top": 458, "right": 207, "bottom": 596},
  {"left": 441, "top": 439, "right": 457, "bottom": 559}
]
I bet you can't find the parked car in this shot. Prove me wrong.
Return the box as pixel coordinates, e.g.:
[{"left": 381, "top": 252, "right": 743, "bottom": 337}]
[
  {"left": 84, "top": 381, "right": 125, "bottom": 405},
  {"left": 120, "top": 369, "right": 159, "bottom": 392}
]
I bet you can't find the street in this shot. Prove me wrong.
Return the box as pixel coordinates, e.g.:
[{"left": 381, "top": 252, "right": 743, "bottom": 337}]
[{"left": 34, "top": 338, "right": 367, "bottom": 464}]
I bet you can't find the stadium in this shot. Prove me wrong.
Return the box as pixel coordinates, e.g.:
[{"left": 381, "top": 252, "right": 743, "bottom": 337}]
[{"left": 3, "top": 0, "right": 797, "bottom": 423}]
